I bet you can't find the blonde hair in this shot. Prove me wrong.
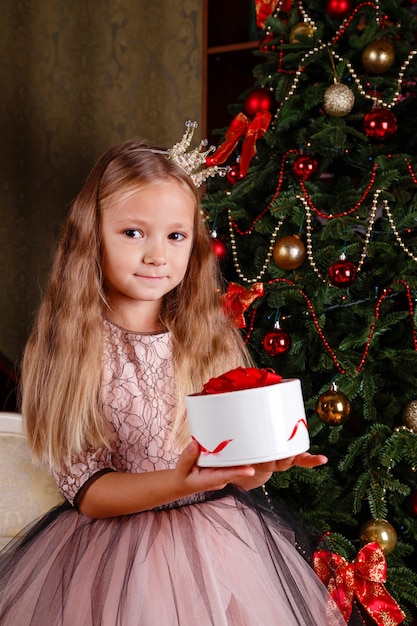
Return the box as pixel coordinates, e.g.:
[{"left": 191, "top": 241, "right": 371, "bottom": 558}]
[{"left": 22, "top": 139, "right": 251, "bottom": 469}]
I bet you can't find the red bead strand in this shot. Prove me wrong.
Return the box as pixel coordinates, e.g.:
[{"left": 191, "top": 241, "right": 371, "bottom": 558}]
[
  {"left": 267, "top": 278, "right": 346, "bottom": 373},
  {"left": 405, "top": 158, "right": 417, "bottom": 186},
  {"left": 333, "top": 2, "right": 380, "bottom": 44},
  {"left": 298, "top": 164, "right": 378, "bottom": 219},
  {"left": 254, "top": 278, "right": 417, "bottom": 375},
  {"left": 231, "top": 150, "right": 297, "bottom": 235}
]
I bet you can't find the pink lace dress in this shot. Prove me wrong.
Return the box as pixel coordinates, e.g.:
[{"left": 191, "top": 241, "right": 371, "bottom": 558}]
[{"left": 0, "top": 321, "right": 345, "bottom": 626}]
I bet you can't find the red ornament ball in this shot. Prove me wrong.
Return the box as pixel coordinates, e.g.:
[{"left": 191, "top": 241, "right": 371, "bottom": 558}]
[
  {"left": 326, "top": 0, "right": 352, "bottom": 19},
  {"left": 363, "top": 108, "right": 398, "bottom": 140},
  {"left": 263, "top": 329, "right": 292, "bottom": 357},
  {"left": 243, "top": 88, "right": 275, "bottom": 118},
  {"left": 292, "top": 154, "right": 319, "bottom": 181},
  {"left": 226, "top": 164, "right": 244, "bottom": 185},
  {"left": 410, "top": 491, "right": 417, "bottom": 515},
  {"left": 211, "top": 237, "right": 227, "bottom": 259},
  {"left": 329, "top": 258, "right": 357, "bottom": 287}
]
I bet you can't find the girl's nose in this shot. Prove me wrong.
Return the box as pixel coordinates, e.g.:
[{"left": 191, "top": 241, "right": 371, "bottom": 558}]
[{"left": 143, "top": 241, "right": 166, "bottom": 265}]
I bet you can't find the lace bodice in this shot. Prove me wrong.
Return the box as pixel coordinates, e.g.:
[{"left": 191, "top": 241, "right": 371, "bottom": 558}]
[{"left": 53, "top": 320, "right": 182, "bottom": 505}]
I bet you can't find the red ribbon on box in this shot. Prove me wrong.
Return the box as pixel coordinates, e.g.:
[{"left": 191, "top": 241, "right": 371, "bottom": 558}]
[
  {"left": 200, "top": 367, "right": 282, "bottom": 395},
  {"left": 313, "top": 542, "right": 406, "bottom": 626}
]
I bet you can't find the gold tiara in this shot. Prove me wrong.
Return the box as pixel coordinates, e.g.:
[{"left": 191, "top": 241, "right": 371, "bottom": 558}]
[{"left": 167, "top": 121, "right": 229, "bottom": 187}]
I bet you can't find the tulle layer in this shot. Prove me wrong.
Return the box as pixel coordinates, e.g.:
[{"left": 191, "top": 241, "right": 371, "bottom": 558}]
[{"left": 0, "top": 490, "right": 345, "bottom": 626}]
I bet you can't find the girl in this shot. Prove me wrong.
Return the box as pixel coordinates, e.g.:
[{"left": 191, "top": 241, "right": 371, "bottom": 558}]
[{"left": 0, "top": 134, "right": 345, "bottom": 625}]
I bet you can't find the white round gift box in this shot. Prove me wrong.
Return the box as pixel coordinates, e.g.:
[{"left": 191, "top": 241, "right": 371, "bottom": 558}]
[{"left": 186, "top": 378, "right": 310, "bottom": 467}]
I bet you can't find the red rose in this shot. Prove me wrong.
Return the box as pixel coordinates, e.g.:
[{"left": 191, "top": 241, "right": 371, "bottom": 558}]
[{"left": 200, "top": 367, "right": 282, "bottom": 395}]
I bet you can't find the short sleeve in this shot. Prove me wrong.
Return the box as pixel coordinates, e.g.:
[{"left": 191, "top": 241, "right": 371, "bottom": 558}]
[{"left": 51, "top": 447, "right": 116, "bottom": 507}]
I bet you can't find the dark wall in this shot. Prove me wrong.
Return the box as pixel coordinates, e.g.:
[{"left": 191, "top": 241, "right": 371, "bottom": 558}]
[{"left": 0, "top": 0, "right": 202, "bottom": 368}]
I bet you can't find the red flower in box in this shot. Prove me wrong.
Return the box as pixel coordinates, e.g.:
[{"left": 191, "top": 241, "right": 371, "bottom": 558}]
[{"left": 200, "top": 367, "right": 282, "bottom": 395}]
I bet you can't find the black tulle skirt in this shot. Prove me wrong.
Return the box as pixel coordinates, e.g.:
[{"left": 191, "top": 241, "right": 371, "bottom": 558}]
[{"left": 0, "top": 487, "right": 350, "bottom": 626}]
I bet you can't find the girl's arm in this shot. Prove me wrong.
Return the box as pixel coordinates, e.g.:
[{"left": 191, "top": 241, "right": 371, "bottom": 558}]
[
  {"left": 78, "top": 439, "right": 255, "bottom": 518},
  {"left": 79, "top": 442, "right": 328, "bottom": 517}
]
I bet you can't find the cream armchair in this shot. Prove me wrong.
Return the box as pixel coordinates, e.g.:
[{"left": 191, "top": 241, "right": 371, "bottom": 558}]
[{"left": 0, "top": 412, "right": 63, "bottom": 549}]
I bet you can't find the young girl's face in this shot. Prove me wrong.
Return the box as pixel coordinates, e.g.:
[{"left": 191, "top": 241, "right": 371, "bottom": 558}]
[{"left": 101, "top": 179, "right": 195, "bottom": 329}]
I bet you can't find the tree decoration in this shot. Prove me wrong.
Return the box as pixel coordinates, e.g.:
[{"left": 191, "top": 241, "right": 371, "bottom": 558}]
[
  {"left": 328, "top": 253, "right": 357, "bottom": 287},
  {"left": 326, "top": 0, "right": 353, "bottom": 19},
  {"left": 292, "top": 154, "right": 319, "bottom": 180},
  {"left": 402, "top": 400, "right": 417, "bottom": 432},
  {"left": 315, "top": 381, "right": 351, "bottom": 425},
  {"left": 362, "top": 39, "right": 395, "bottom": 74},
  {"left": 221, "top": 282, "right": 264, "bottom": 329},
  {"left": 243, "top": 87, "right": 275, "bottom": 117},
  {"left": 410, "top": 491, "right": 417, "bottom": 516},
  {"left": 314, "top": 541, "right": 406, "bottom": 625},
  {"left": 211, "top": 231, "right": 227, "bottom": 259},
  {"left": 255, "top": 0, "right": 293, "bottom": 29},
  {"left": 226, "top": 163, "right": 244, "bottom": 185},
  {"left": 363, "top": 108, "right": 398, "bottom": 140},
  {"left": 289, "top": 21, "right": 315, "bottom": 44},
  {"left": 206, "top": 111, "right": 271, "bottom": 177},
  {"left": 263, "top": 316, "right": 292, "bottom": 357},
  {"left": 272, "top": 234, "right": 307, "bottom": 270},
  {"left": 359, "top": 519, "right": 397, "bottom": 555},
  {"left": 323, "top": 82, "right": 355, "bottom": 117}
]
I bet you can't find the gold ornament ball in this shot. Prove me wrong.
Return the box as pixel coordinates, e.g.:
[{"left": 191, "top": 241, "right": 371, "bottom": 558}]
[
  {"left": 323, "top": 83, "right": 355, "bottom": 117},
  {"left": 360, "top": 519, "right": 397, "bottom": 555},
  {"left": 362, "top": 39, "right": 395, "bottom": 74},
  {"left": 289, "top": 22, "right": 315, "bottom": 44},
  {"left": 316, "top": 387, "right": 351, "bottom": 425},
  {"left": 273, "top": 235, "right": 307, "bottom": 270},
  {"left": 402, "top": 400, "right": 417, "bottom": 432}
]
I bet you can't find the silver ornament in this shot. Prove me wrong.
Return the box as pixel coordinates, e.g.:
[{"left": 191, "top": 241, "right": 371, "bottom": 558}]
[{"left": 323, "top": 83, "right": 355, "bottom": 117}]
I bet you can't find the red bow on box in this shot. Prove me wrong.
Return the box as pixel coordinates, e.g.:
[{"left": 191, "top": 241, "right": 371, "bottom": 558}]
[
  {"left": 201, "top": 366, "right": 282, "bottom": 395},
  {"left": 222, "top": 282, "right": 264, "bottom": 329},
  {"left": 206, "top": 111, "right": 271, "bottom": 177},
  {"left": 313, "top": 542, "right": 406, "bottom": 626}
]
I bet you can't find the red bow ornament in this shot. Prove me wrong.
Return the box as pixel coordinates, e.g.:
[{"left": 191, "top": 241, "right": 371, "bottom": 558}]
[
  {"left": 313, "top": 542, "right": 406, "bottom": 626},
  {"left": 206, "top": 111, "right": 271, "bottom": 177},
  {"left": 255, "top": 0, "right": 293, "bottom": 28},
  {"left": 222, "top": 282, "right": 264, "bottom": 329}
]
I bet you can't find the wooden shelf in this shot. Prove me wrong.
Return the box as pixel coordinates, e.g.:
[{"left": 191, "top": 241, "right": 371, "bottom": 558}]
[{"left": 208, "top": 41, "right": 259, "bottom": 55}]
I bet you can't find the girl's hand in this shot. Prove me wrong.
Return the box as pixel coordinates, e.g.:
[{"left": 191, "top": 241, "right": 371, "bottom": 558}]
[
  {"left": 175, "top": 439, "right": 255, "bottom": 493},
  {"left": 175, "top": 443, "right": 327, "bottom": 496},
  {"left": 252, "top": 452, "right": 328, "bottom": 473}
]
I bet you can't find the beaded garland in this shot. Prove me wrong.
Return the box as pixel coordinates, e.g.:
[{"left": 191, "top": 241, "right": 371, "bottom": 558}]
[
  {"left": 241, "top": 278, "right": 417, "bottom": 376},
  {"left": 228, "top": 161, "right": 417, "bottom": 287}
]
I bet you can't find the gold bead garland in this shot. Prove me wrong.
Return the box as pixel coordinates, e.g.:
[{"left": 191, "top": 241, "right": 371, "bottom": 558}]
[
  {"left": 229, "top": 190, "right": 417, "bottom": 286},
  {"left": 270, "top": 2, "right": 417, "bottom": 127},
  {"left": 301, "top": 190, "right": 380, "bottom": 287},
  {"left": 384, "top": 202, "right": 417, "bottom": 264},
  {"left": 228, "top": 208, "right": 285, "bottom": 284},
  {"left": 332, "top": 50, "right": 417, "bottom": 110}
]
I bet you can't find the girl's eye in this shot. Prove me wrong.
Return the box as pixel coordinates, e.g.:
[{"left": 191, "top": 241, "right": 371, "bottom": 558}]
[
  {"left": 124, "top": 229, "right": 142, "bottom": 239},
  {"left": 168, "top": 232, "right": 185, "bottom": 241}
]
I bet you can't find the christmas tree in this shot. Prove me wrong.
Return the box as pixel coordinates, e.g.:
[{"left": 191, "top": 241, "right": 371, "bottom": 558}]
[{"left": 203, "top": 0, "right": 417, "bottom": 623}]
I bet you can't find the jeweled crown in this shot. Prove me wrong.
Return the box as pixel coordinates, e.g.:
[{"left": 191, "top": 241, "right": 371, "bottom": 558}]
[{"left": 167, "top": 121, "right": 229, "bottom": 187}]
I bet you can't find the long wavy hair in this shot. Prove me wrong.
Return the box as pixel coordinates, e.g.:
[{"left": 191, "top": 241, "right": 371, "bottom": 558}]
[{"left": 21, "top": 139, "right": 251, "bottom": 469}]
